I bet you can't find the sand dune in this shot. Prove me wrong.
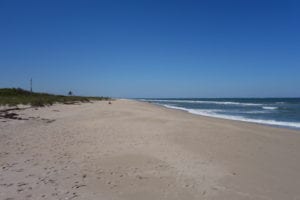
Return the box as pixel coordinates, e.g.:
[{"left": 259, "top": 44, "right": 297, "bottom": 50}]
[{"left": 1, "top": 99, "right": 300, "bottom": 200}]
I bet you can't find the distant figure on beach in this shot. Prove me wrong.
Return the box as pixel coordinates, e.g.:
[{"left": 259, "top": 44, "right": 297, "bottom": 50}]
[{"left": 108, "top": 101, "right": 112, "bottom": 105}]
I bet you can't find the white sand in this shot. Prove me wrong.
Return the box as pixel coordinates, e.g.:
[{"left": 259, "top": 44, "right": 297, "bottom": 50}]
[{"left": 1, "top": 99, "right": 300, "bottom": 200}]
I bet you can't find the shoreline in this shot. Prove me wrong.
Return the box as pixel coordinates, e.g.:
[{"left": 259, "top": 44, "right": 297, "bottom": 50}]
[
  {"left": 1, "top": 99, "right": 300, "bottom": 199},
  {"left": 135, "top": 100, "right": 300, "bottom": 132},
  {"left": 137, "top": 100, "right": 300, "bottom": 130},
  {"left": 2, "top": 99, "right": 299, "bottom": 132}
]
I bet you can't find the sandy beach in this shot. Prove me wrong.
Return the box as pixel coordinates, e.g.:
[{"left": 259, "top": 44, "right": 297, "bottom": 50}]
[{"left": 1, "top": 99, "right": 300, "bottom": 200}]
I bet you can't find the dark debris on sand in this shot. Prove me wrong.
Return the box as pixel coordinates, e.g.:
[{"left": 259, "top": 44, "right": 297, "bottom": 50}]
[{"left": 0, "top": 108, "right": 28, "bottom": 121}]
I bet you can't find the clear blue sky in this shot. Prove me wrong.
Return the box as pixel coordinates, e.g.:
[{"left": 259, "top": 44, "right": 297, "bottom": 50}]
[{"left": 0, "top": 0, "right": 299, "bottom": 98}]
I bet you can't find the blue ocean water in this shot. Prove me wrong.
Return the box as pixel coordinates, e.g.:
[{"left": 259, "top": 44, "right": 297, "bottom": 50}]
[{"left": 139, "top": 98, "right": 300, "bottom": 129}]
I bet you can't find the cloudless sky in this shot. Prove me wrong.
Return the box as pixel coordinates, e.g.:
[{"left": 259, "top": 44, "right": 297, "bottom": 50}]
[{"left": 0, "top": 0, "right": 299, "bottom": 98}]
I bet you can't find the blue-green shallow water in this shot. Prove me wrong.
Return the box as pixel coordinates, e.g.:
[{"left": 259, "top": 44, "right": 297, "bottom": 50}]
[{"left": 139, "top": 98, "right": 300, "bottom": 130}]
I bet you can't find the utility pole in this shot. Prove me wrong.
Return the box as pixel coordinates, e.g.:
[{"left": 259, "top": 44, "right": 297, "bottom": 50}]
[{"left": 30, "top": 78, "right": 32, "bottom": 92}]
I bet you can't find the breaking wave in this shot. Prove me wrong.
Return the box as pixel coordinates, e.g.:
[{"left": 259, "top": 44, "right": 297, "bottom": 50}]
[{"left": 163, "top": 104, "right": 300, "bottom": 129}]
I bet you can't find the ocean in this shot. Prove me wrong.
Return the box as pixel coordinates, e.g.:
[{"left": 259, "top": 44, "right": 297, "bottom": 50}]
[{"left": 139, "top": 98, "right": 300, "bottom": 129}]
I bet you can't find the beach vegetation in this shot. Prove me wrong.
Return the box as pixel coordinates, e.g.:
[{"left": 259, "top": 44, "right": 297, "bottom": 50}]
[{"left": 0, "top": 88, "right": 111, "bottom": 107}]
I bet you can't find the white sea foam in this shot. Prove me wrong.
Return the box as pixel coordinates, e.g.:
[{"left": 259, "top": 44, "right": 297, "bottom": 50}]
[
  {"left": 140, "top": 99, "right": 262, "bottom": 106},
  {"left": 243, "top": 110, "right": 269, "bottom": 114},
  {"left": 163, "top": 105, "right": 300, "bottom": 128},
  {"left": 263, "top": 106, "right": 278, "bottom": 110}
]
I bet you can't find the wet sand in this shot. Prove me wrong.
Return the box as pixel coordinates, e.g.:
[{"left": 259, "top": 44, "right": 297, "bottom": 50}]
[{"left": 1, "top": 99, "right": 300, "bottom": 200}]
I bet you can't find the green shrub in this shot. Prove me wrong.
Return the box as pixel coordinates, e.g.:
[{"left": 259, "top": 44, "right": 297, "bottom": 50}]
[
  {"left": 30, "top": 99, "right": 45, "bottom": 107},
  {"left": 0, "top": 88, "right": 112, "bottom": 107}
]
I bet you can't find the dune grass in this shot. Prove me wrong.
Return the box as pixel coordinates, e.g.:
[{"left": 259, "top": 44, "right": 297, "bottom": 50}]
[{"left": 0, "top": 88, "right": 111, "bottom": 107}]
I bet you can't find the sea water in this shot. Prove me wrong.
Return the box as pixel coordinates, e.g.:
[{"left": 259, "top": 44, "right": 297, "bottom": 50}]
[{"left": 139, "top": 98, "right": 300, "bottom": 129}]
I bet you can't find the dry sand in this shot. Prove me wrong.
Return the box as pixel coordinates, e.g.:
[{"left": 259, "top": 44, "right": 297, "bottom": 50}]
[{"left": 1, "top": 99, "right": 300, "bottom": 200}]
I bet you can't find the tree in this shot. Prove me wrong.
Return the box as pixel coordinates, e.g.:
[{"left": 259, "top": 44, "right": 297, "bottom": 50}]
[{"left": 68, "top": 91, "right": 73, "bottom": 96}]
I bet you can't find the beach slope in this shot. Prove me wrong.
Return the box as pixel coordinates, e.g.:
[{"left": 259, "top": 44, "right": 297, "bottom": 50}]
[{"left": 1, "top": 99, "right": 300, "bottom": 200}]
